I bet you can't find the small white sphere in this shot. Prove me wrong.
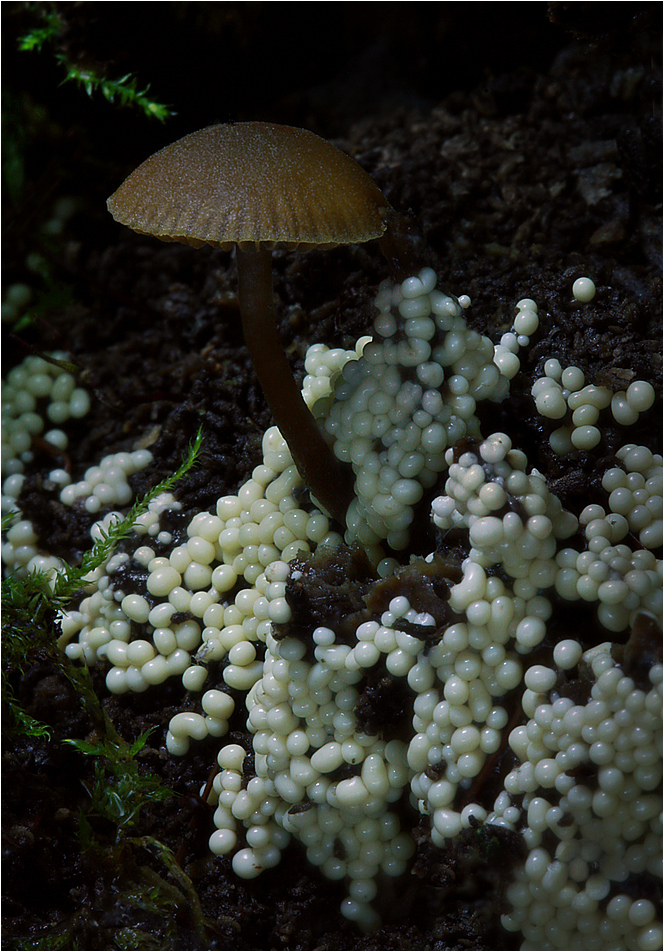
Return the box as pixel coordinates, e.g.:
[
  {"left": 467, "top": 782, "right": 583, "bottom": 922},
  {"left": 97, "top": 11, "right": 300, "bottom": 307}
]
[
  {"left": 571, "top": 425, "right": 601, "bottom": 450},
  {"left": 553, "top": 639, "right": 583, "bottom": 670},
  {"left": 514, "top": 309, "right": 539, "bottom": 337},
  {"left": 626, "top": 380, "right": 655, "bottom": 414},
  {"left": 572, "top": 277, "right": 596, "bottom": 303}
]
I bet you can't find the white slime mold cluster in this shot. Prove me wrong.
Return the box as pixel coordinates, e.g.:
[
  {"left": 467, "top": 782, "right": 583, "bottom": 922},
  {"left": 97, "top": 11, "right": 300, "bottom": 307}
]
[
  {"left": 1, "top": 352, "right": 90, "bottom": 482},
  {"left": 321, "top": 269, "right": 508, "bottom": 557},
  {"left": 497, "top": 645, "right": 662, "bottom": 951},
  {"left": 2, "top": 269, "right": 661, "bottom": 947}
]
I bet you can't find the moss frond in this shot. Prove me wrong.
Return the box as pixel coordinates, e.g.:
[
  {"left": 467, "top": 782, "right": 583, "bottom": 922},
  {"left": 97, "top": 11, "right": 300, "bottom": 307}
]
[{"left": 17, "top": 3, "right": 175, "bottom": 122}]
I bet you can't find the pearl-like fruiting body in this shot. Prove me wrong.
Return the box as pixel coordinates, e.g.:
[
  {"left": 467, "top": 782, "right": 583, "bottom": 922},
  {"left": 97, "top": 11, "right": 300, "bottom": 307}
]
[{"left": 572, "top": 276, "right": 596, "bottom": 302}]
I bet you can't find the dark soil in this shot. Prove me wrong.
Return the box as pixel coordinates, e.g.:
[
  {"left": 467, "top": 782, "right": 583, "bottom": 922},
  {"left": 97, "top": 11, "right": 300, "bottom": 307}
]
[{"left": 2, "top": 3, "right": 661, "bottom": 949}]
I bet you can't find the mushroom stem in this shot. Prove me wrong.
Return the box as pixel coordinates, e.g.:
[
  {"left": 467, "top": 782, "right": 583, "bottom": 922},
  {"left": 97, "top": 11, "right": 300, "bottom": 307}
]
[{"left": 236, "top": 245, "right": 354, "bottom": 526}]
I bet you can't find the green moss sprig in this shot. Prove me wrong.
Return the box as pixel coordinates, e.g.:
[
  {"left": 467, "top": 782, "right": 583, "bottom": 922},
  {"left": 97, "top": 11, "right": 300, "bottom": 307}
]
[
  {"left": 17, "top": 3, "right": 175, "bottom": 122},
  {"left": 66, "top": 728, "right": 172, "bottom": 836}
]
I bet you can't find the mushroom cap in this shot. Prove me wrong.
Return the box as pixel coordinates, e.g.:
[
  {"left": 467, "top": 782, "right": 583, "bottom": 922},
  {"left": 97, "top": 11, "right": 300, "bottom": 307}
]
[{"left": 107, "top": 121, "right": 391, "bottom": 251}]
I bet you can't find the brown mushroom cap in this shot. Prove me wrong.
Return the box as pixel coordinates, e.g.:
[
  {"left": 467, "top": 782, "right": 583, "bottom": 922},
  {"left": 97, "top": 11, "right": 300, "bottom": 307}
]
[{"left": 107, "top": 121, "right": 390, "bottom": 251}]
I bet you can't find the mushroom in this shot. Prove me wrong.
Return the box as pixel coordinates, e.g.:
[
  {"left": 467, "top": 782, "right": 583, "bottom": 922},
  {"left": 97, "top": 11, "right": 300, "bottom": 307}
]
[{"left": 107, "top": 121, "right": 392, "bottom": 524}]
